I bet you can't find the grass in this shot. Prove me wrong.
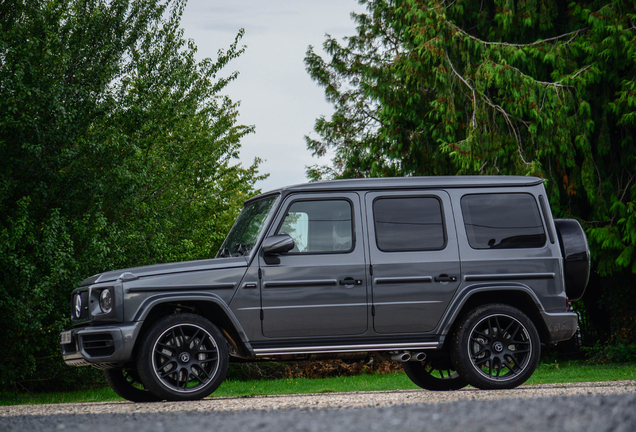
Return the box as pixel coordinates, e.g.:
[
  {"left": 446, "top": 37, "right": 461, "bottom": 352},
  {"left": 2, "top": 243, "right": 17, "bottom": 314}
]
[
  {"left": 2, "top": 359, "right": 635, "bottom": 406},
  {"left": 526, "top": 358, "right": 636, "bottom": 385}
]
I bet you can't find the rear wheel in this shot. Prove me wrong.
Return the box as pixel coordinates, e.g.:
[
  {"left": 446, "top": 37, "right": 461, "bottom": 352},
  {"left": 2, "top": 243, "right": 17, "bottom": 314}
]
[
  {"left": 402, "top": 355, "right": 468, "bottom": 391},
  {"left": 104, "top": 367, "right": 159, "bottom": 402},
  {"left": 450, "top": 304, "right": 540, "bottom": 389},
  {"left": 136, "top": 313, "right": 229, "bottom": 401}
]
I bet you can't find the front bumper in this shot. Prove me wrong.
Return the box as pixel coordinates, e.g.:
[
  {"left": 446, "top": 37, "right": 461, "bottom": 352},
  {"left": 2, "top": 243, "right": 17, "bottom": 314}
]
[
  {"left": 60, "top": 322, "right": 142, "bottom": 367},
  {"left": 540, "top": 311, "right": 578, "bottom": 343}
]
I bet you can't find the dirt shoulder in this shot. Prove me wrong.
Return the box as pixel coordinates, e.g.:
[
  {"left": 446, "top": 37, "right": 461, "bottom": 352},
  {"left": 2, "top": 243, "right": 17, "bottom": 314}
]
[{"left": 2, "top": 380, "right": 635, "bottom": 417}]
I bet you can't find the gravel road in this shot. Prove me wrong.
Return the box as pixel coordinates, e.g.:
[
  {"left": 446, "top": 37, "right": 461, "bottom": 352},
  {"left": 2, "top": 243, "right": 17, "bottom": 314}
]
[{"left": 2, "top": 380, "right": 635, "bottom": 432}]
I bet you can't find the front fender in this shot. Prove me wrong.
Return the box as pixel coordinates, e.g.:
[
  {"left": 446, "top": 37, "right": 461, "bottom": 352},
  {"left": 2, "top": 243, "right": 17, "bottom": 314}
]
[{"left": 133, "top": 292, "right": 254, "bottom": 356}]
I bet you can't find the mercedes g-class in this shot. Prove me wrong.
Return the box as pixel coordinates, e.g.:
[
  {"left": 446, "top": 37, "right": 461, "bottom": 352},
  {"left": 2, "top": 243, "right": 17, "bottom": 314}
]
[{"left": 60, "top": 176, "right": 589, "bottom": 401}]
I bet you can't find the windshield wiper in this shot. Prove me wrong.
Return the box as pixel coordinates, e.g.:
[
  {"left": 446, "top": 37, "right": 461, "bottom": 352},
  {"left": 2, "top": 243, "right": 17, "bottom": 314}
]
[{"left": 218, "top": 247, "right": 231, "bottom": 258}]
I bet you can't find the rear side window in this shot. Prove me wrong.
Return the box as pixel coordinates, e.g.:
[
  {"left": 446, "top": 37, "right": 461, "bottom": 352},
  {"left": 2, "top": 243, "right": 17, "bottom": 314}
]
[
  {"left": 461, "top": 193, "right": 546, "bottom": 249},
  {"left": 374, "top": 197, "right": 445, "bottom": 252}
]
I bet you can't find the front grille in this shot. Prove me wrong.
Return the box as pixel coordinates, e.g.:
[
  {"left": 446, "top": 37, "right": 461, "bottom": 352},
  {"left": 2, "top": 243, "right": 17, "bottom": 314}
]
[{"left": 82, "top": 334, "right": 115, "bottom": 357}]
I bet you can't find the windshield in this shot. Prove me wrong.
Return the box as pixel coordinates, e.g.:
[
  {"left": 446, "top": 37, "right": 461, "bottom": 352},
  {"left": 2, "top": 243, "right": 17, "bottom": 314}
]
[{"left": 216, "top": 195, "right": 279, "bottom": 258}]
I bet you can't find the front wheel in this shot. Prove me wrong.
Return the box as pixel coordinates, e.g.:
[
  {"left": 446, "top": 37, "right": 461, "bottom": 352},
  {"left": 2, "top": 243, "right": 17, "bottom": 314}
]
[
  {"left": 450, "top": 304, "right": 540, "bottom": 389},
  {"left": 136, "top": 313, "right": 229, "bottom": 401},
  {"left": 402, "top": 355, "right": 468, "bottom": 391}
]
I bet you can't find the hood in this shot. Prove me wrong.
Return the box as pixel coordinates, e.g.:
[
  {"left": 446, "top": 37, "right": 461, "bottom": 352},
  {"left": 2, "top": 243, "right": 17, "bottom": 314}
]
[{"left": 79, "top": 256, "right": 249, "bottom": 286}]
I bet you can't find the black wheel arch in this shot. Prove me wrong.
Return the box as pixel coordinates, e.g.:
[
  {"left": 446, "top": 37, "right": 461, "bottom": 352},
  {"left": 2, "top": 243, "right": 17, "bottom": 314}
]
[
  {"left": 439, "top": 288, "right": 550, "bottom": 348},
  {"left": 132, "top": 294, "right": 254, "bottom": 359}
]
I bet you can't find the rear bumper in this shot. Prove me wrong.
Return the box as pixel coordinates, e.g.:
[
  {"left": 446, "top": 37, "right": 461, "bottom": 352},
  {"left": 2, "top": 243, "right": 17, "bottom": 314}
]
[
  {"left": 60, "top": 322, "right": 142, "bottom": 367},
  {"left": 541, "top": 311, "right": 578, "bottom": 343}
]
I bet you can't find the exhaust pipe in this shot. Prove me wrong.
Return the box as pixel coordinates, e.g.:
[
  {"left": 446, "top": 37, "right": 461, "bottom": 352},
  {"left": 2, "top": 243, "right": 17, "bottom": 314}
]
[
  {"left": 413, "top": 352, "right": 427, "bottom": 361},
  {"left": 391, "top": 352, "right": 411, "bottom": 362}
]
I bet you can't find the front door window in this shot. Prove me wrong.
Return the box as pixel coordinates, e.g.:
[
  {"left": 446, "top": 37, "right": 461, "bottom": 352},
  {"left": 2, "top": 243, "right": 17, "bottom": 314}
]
[{"left": 277, "top": 200, "right": 353, "bottom": 253}]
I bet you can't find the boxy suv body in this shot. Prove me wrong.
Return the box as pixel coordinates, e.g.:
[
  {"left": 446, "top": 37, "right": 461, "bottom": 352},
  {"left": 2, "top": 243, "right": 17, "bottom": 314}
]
[{"left": 60, "top": 176, "right": 589, "bottom": 401}]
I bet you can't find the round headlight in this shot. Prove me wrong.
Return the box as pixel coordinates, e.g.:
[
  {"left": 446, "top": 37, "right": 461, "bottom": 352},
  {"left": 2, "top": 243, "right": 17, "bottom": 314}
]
[{"left": 99, "top": 289, "right": 113, "bottom": 314}]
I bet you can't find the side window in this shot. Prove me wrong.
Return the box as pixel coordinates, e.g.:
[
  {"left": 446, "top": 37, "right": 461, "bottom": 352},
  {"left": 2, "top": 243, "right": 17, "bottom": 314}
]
[
  {"left": 276, "top": 200, "right": 353, "bottom": 253},
  {"left": 461, "top": 193, "right": 546, "bottom": 249},
  {"left": 373, "top": 197, "right": 445, "bottom": 252}
]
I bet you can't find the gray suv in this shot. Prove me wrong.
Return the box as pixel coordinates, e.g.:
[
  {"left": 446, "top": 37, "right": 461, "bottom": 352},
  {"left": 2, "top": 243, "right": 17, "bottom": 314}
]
[{"left": 60, "top": 176, "right": 589, "bottom": 401}]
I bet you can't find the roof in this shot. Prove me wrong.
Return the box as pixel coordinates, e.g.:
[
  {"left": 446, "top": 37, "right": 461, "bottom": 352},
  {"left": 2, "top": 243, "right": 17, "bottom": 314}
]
[{"left": 246, "top": 175, "right": 544, "bottom": 204}]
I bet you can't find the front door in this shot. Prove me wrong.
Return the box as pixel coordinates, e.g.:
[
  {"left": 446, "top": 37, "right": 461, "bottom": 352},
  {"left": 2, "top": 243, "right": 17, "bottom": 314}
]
[
  {"left": 259, "top": 192, "right": 368, "bottom": 338},
  {"left": 365, "top": 190, "right": 461, "bottom": 334}
]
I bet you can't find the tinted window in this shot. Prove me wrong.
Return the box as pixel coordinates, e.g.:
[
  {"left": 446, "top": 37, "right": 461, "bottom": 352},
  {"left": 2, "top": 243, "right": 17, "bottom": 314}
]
[
  {"left": 276, "top": 200, "right": 353, "bottom": 253},
  {"left": 217, "top": 195, "right": 278, "bottom": 257},
  {"left": 461, "top": 193, "right": 546, "bottom": 249},
  {"left": 374, "top": 197, "right": 445, "bottom": 252}
]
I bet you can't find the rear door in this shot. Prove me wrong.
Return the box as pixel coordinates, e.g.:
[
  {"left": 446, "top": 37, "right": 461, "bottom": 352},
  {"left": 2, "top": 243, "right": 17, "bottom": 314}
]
[
  {"left": 259, "top": 192, "right": 368, "bottom": 338},
  {"left": 365, "top": 190, "right": 461, "bottom": 334}
]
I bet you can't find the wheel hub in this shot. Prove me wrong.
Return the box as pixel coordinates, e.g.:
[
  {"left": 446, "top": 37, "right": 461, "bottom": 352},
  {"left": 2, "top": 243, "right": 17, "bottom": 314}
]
[
  {"left": 467, "top": 313, "right": 533, "bottom": 382},
  {"left": 150, "top": 322, "right": 222, "bottom": 394}
]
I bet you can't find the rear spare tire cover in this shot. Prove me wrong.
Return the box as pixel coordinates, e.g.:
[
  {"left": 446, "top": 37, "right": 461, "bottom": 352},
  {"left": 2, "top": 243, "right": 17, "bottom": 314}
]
[{"left": 554, "top": 219, "right": 590, "bottom": 302}]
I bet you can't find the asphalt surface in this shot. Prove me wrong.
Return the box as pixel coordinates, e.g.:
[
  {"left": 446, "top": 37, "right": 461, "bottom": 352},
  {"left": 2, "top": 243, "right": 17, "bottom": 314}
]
[{"left": 2, "top": 383, "right": 636, "bottom": 432}]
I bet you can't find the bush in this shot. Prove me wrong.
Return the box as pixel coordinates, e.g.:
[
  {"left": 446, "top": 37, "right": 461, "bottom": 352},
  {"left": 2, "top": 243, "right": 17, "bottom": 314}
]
[
  {"left": 0, "top": 0, "right": 262, "bottom": 392},
  {"left": 584, "top": 343, "right": 636, "bottom": 364}
]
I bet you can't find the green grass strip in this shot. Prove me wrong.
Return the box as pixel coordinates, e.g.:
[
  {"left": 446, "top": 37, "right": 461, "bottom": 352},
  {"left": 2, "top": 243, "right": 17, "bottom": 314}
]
[{"left": 2, "top": 360, "right": 634, "bottom": 406}]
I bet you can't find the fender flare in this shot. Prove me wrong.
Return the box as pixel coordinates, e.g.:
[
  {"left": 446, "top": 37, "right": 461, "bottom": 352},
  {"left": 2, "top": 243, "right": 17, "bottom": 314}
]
[
  {"left": 133, "top": 292, "right": 254, "bottom": 356},
  {"left": 437, "top": 283, "right": 546, "bottom": 338}
]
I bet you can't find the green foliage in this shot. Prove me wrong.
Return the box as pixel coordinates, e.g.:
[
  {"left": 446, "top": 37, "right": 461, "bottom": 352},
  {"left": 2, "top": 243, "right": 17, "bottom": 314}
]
[
  {"left": 306, "top": 0, "right": 636, "bottom": 343},
  {"left": 584, "top": 342, "right": 636, "bottom": 363},
  {"left": 0, "top": 0, "right": 264, "bottom": 391}
]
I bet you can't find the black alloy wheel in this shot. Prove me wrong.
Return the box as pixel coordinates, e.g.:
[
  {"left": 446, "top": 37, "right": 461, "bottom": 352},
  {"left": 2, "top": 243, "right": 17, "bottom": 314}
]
[
  {"left": 402, "top": 355, "right": 468, "bottom": 391},
  {"left": 450, "top": 304, "right": 540, "bottom": 389},
  {"left": 104, "top": 367, "right": 160, "bottom": 402},
  {"left": 137, "top": 313, "right": 228, "bottom": 401}
]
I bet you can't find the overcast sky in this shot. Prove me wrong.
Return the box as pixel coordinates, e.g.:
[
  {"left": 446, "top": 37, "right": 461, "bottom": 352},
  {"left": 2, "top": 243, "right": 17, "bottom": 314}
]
[{"left": 180, "top": 0, "right": 365, "bottom": 192}]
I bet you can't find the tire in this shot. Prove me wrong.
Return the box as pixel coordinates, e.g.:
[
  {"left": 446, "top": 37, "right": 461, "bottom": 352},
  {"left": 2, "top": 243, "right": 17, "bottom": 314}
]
[
  {"left": 402, "top": 355, "right": 468, "bottom": 391},
  {"left": 450, "top": 304, "right": 540, "bottom": 390},
  {"left": 104, "top": 367, "right": 160, "bottom": 402},
  {"left": 136, "top": 313, "right": 229, "bottom": 401}
]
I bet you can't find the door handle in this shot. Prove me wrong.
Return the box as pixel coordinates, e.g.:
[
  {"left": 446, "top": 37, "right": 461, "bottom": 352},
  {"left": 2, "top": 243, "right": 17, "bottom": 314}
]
[
  {"left": 435, "top": 275, "right": 457, "bottom": 282},
  {"left": 339, "top": 277, "right": 362, "bottom": 286}
]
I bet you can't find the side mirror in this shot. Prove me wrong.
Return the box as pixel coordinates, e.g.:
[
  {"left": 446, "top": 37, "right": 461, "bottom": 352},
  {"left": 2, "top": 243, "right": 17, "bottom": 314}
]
[{"left": 262, "top": 234, "right": 295, "bottom": 255}]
